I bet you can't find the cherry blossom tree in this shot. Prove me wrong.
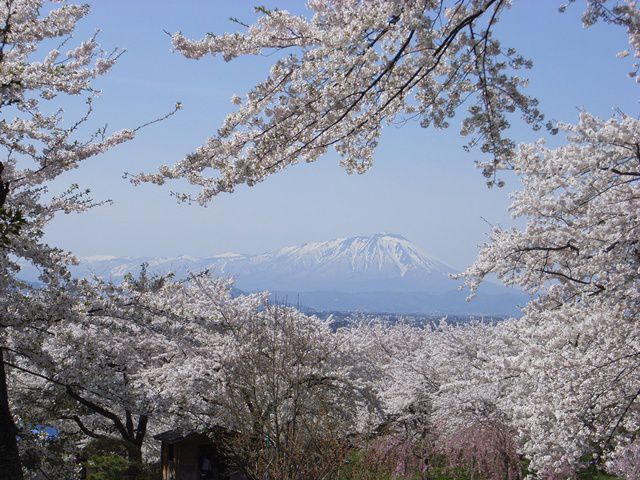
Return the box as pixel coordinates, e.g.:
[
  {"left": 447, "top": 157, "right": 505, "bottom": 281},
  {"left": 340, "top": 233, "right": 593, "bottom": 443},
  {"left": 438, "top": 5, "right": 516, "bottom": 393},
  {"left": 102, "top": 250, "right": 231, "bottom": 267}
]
[
  {"left": 149, "top": 290, "right": 383, "bottom": 480},
  {"left": 0, "top": 1, "right": 176, "bottom": 477},
  {"left": 2, "top": 1, "right": 636, "bottom": 478},
  {"left": 425, "top": 320, "right": 524, "bottom": 479},
  {"left": 362, "top": 318, "right": 524, "bottom": 479},
  {"left": 458, "top": 112, "right": 640, "bottom": 475},
  {"left": 347, "top": 320, "right": 439, "bottom": 479},
  {"left": 131, "top": 0, "right": 638, "bottom": 475},
  {"left": 11, "top": 272, "right": 250, "bottom": 479},
  {"left": 10, "top": 273, "right": 181, "bottom": 475},
  {"left": 607, "top": 438, "right": 640, "bottom": 479},
  {"left": 13, "top": 268, "right": 378, "bottom": 480},
  {"left": 134, "top": 0, "right": 637, "bottom": 204},
  {"left": 134, "top": 0, "right": 547, "bottom": 202}
]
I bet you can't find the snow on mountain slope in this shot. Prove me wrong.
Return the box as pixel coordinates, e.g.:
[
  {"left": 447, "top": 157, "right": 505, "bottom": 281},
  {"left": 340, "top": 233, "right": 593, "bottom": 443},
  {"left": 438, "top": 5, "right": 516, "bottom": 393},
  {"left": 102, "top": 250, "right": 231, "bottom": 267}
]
[
  {"left": 16, "top": 233, "right": 524, "bottom": 315},
  {"left": 268, "top": 233, "right": 453, "bottom": 276},
  {"left": 66, "top": 233, "right": 457, "bottom": 293},
  {"left": 226, "top": 233, "right": 457, "bottom": 292}
]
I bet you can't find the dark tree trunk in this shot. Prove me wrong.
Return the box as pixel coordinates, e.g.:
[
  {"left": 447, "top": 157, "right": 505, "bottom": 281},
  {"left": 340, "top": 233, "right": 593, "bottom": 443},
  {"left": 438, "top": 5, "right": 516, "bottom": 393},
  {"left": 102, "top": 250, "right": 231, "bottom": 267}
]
[
  {"left": 0, "top": 348, "right": 23, "bottom": 480},
  {"left": 123, "top": 412, "right": 148, "bottom": 479}
]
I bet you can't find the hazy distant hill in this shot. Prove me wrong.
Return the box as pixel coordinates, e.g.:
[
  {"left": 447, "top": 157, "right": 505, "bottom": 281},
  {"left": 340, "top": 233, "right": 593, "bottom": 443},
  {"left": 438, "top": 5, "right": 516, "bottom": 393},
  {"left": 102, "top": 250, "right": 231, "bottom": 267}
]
[{"left": 18, "top": 233, "right": 526, "bottom": 315}]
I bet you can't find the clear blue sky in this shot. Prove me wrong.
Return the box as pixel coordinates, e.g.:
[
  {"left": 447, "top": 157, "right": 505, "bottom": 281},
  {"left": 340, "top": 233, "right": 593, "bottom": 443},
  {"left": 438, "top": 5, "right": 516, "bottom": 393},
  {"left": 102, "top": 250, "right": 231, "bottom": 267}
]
[{"left": 44, "top": 1, "right": 638, "bottom": 270}]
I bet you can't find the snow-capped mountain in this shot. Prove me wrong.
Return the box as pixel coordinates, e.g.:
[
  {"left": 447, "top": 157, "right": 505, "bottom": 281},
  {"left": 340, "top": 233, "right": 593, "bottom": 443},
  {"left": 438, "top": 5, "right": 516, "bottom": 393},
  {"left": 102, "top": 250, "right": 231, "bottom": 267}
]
[
  {"left": 206, "top": 233, "right": 459, "bottom": 293},
  {"left": 68, "top": 233, "right": 457, "bottom": 293},
  {"left": 18, "top": 234, "right": 526, "bottom": 315}
]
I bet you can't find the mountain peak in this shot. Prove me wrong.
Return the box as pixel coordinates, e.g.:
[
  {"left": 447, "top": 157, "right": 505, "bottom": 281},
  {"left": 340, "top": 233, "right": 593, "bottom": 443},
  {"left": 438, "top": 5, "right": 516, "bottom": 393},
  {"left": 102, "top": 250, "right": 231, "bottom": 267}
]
[
  {"left": 35, "top": 234, "right": 523, "bottom": 315},
  {"left": 370, "top": 232, "right": 407, "bottom": 240},
  {"left": 57, "top": 234, "right": 455, "bottom": 293},
  {"left": 265, "top": 233, "right": 454, "bottom": 285}
]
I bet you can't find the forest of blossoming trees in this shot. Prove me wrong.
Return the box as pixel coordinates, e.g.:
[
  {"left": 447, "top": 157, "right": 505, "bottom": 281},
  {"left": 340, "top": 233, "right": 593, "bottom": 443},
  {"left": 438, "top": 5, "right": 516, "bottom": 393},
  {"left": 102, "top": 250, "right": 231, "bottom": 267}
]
[{"left": 0, "top": 1, "right": 638, "bottom": 479}]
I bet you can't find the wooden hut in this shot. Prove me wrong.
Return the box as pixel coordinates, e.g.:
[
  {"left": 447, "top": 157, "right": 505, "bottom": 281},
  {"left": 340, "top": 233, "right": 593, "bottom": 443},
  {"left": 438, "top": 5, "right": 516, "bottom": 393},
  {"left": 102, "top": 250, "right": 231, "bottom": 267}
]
[{"left": 155, "top": 430, "right": 245, "bottom": 480}]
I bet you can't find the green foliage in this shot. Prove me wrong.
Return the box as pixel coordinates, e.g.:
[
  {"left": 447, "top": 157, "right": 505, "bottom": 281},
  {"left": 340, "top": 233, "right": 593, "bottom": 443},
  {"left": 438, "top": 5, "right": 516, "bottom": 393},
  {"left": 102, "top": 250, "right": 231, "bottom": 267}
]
[
  {"left": 86, "top": 454, "right": 130, "bottom": 480},
  {"left": 82, "top": 436, "right": 139, "bottom": 460},
  {"left": 576, "top": 465, "right": 621, "bottom": 480},
  {"left": 82, "top": 438, "right": 159, "bottom": 480},
  {"left": 85, "top": 453, "right": 159, "bottom": 480},
  {"left": 339, "top": 449, "right": 475, "bottom": 480}
]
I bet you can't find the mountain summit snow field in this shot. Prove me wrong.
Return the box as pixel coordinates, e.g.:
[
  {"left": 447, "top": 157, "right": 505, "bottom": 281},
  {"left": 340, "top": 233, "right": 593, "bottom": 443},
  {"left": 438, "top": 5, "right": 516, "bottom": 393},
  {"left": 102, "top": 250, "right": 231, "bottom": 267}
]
[
  {"left": 46, "top": 234, "right": 525, "bottom": 315},
  {"left": 73, "top": 233, "right": 455, "bottom": 290}
]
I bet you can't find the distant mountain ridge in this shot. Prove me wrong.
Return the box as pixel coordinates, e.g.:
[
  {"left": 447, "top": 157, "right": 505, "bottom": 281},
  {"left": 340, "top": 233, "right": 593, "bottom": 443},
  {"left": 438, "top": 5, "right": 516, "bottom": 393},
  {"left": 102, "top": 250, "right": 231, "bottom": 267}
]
[
  {"left": 18, "top": 233, "right": 526, "bottom": 315},
  {"left": 69, "top": 233, "right": 457, "bottom": 292}
]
